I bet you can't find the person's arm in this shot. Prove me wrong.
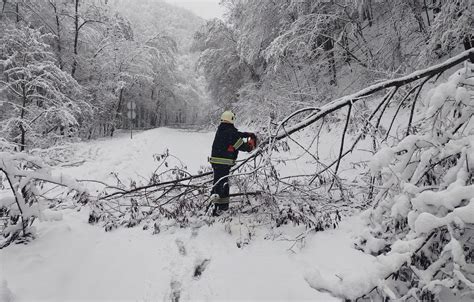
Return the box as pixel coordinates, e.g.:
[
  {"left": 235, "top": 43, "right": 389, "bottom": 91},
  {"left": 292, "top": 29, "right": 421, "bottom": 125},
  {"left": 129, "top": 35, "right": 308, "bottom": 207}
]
[
  {"left": 233, "top": 130, "right": 257, "bottom": 152},
  {"left": 237, "top": 131, "right": 254, "bottom": 139}
]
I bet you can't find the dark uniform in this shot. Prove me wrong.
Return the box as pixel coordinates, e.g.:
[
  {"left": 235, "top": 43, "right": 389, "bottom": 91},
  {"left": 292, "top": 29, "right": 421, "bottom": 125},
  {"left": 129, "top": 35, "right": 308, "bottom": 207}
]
[{"left": 209, "top": 123, "right": 254, "bottom": 214}]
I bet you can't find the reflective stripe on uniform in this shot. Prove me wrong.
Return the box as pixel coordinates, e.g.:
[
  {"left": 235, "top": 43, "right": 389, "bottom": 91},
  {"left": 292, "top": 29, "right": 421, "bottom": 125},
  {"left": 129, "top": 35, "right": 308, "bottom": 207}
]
[
  {"left": 233, "top": 138, "right": 244, "bottom": 149},
  {"left": 213, "top": 197, "right": 230, "bottom": 204},
  {"left": 209, "top": 156, "right": 235, "bottom": 166}
]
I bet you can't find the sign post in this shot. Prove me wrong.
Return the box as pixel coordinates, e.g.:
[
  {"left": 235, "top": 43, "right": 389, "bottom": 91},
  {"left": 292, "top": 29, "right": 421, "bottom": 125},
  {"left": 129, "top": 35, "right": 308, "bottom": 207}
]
[{"left": 127, "top": 101, "right": 137, "bottom": 139}]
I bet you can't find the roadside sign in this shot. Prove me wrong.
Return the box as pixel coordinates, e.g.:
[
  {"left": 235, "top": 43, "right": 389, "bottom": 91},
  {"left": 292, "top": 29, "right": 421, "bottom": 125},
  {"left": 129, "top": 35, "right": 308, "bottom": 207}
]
[
  {"left": 126, "top": 101, "right": 137, "bottom": 139},
  {"left": 127, "top": 101, "right": 136, "bottom": 110},
  {"left": 127, "top": 110, "right": 136, "bottom": 119}
]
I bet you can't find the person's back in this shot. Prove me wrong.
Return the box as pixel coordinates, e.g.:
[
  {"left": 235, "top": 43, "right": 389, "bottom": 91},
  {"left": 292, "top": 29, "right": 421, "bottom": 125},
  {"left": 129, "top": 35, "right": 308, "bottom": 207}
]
[
  {"left": 211, "top": 123, "right": 245, "bottom": 163},
  {"left": 208, "top": 111, "right": 256, "bottom": 216}
]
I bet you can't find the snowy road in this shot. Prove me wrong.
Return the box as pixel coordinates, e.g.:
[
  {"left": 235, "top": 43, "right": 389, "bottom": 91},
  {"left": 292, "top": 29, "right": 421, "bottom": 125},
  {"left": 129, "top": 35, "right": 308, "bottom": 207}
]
[
  {"left": 1, "top": 128, "right": 383, "bottom": 301},
  {"left": 58, "top": 128, "right": 215, "bottom": 185}
]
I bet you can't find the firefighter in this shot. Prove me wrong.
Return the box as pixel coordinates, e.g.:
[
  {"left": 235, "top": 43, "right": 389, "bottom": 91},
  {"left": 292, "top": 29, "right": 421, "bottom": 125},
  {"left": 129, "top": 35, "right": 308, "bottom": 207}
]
[{"left": 208, "top": 110, "right": 257, "bottom": 216}]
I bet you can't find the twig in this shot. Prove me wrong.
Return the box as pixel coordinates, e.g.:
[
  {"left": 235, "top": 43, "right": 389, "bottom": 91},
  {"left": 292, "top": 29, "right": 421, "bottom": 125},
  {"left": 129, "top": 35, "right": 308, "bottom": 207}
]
[
  {"left": 375, "top": 87, "right": 399, "bottom": 129},
  {"left": 309, "top": 87, "right": 397, "bottom": 185},
  {"left": 406, "top": 75, "right": 434, "bottom": 137},
  {"left": 77, "top": 179, "right": 125, "bottom": 191},
  {"left": 383, "top": 84, "right": 419, "bottom": 142},
  {"left": 334, "top": 103, "right": 352, "bottom": 177}
]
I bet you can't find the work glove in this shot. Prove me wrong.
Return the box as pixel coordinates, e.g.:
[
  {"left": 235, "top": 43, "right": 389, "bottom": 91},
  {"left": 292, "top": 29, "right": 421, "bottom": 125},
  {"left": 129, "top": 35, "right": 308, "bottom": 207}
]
[
  {"left": 247, "top": 133, "right": 257, "bottom": 150},
  {"left": 250, "top": 133, "right": 257, "bottom": 147}
]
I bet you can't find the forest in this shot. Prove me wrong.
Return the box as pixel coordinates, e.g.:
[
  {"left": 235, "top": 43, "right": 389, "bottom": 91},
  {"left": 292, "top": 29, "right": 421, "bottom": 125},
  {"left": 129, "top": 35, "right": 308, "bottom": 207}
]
[
  {"left": 0, "top": 0, "right": 209, "bottom": 150},
  {"left": 0, "top": 0, "right": 473, "bottom": 301}
]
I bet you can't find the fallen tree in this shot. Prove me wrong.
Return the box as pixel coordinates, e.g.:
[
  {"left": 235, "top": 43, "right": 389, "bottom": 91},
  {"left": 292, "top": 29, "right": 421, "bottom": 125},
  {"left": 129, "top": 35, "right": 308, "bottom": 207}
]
[
  {"left": 305, "top": 60, "right": 474, "bottom": 301},
  {"left": 88, "top": 49, "right": 474, "bottom": 234}
]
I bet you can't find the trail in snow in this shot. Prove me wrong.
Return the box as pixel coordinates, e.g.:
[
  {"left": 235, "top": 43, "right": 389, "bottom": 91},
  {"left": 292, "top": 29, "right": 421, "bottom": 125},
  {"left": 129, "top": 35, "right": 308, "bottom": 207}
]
[{"left": 1, "top": 127, "right": 386, "bottom": 301}]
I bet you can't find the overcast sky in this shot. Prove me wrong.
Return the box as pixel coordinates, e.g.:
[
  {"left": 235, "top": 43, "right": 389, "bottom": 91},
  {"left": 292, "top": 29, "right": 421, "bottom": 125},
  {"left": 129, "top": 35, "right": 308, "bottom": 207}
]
[{"left": 164, "top": 0, "right": 225, "bottom": 20}]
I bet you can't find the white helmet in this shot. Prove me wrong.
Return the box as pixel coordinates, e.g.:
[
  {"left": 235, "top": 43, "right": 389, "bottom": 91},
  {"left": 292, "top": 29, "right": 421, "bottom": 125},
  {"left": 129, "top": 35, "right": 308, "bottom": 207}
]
[{"left": 220, "top": 110, "right": 235, "bottom": 124}]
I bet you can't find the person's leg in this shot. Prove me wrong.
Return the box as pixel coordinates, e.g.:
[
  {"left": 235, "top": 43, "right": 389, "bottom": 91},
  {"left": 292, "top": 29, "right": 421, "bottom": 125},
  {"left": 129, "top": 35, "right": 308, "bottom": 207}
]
[
  {"left": 212, "top": 164, "right": 227, "bottom": 195},
  {"left": 219, "top": 166, "right": 230, "bottom": 211},
  {"left": 211, "top": 164, "right": 220, "bottom": 195},
  {"left": 212, "top": 165, "right": 230, "bottom": 215}
]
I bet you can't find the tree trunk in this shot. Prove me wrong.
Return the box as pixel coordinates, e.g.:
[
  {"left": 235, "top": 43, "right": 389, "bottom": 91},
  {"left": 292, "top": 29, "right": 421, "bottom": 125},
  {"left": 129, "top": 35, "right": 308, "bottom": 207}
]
[
  {"left": 71, "top": 0, "right": 79, "bottom": 78},
  {"left": 410, "top": 0, "right": 428, "bottom": 36},
  {"left": 365, "top": 0, "right": 373, "bottom": 27},
  {"left": 15, "top": 2, "right": 19, "bottom": 23},
  {"left": 19, "top": 86, "right": 27, "bottom": 151},
  {"left": 50, "top": 0, "right": 64, "bottom": 70},
  {"left": 329, "top": 49, "right": 336, "bottom": 86},
  {"left": 139, "top": 104, "right": 144, "bottom": 128},
  {"left": 111, "top": 87, "right": 124, "bottom": 136},
  {"left": 423, "top": 0, "right": 430, "bottom": 26},
  {"left": 1, "top": 0, "right": 7, "bottom": 20},
  {"left": 323, "top": 38, "right": 337, "bottom": 85}
]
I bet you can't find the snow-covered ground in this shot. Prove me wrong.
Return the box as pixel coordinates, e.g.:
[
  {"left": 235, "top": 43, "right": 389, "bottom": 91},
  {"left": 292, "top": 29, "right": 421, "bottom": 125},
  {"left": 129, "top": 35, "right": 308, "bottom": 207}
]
[{"left": 1, "top": 127, "right": 394, "bottom": 301}]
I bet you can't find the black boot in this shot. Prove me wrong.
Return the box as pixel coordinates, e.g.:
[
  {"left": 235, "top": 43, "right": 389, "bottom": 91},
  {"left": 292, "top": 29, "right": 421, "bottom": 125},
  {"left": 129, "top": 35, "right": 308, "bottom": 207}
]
[{"left": 212, "top": 202, "right": 229, "bottom": 216}]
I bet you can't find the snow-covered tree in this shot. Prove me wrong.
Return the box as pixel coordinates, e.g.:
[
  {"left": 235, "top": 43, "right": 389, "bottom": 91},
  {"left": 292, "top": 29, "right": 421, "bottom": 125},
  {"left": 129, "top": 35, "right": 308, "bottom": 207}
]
[
  {"left": 423, "top": 0, "right": 474, "bottom": 62},
  {"left": 355, "top": 64, "right": 474, "bottom": 301},
  {"left": 194, "top": 0, "right": 473, "bottom": 127},
  {"left": 193, "top": 19, "right": 254, "bottom": 108},
  {"left": 0, "top": 22, "right": 87, "bottom": 150}
]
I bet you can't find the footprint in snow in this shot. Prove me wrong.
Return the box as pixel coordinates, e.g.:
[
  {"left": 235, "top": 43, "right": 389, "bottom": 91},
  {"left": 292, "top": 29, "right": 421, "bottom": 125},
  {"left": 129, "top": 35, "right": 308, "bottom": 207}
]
[
  {"left": 175, "top": 239, "right": 186, "bottom": 256},
  {"left": 193, "top": 258, "right": 211, "bottom": 279},
  {"left": 169, "top": 280, "right": 181, "bottom": 302}
]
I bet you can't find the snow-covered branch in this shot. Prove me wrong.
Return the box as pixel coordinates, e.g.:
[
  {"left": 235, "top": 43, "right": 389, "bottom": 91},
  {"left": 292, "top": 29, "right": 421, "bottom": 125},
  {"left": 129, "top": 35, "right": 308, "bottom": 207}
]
[{"left": 0, "top": 152, "right": 89, "bottom": 248}]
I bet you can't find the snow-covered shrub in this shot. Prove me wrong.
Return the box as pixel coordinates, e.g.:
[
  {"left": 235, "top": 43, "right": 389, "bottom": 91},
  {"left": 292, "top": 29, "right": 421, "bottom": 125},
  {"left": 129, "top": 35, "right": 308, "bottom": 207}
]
[
  {"left": 356, "top": 65, "right": 474, "bottom": 300},
  {"left": 0, "top": 152, "right": 89, "bottom": 248}
]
